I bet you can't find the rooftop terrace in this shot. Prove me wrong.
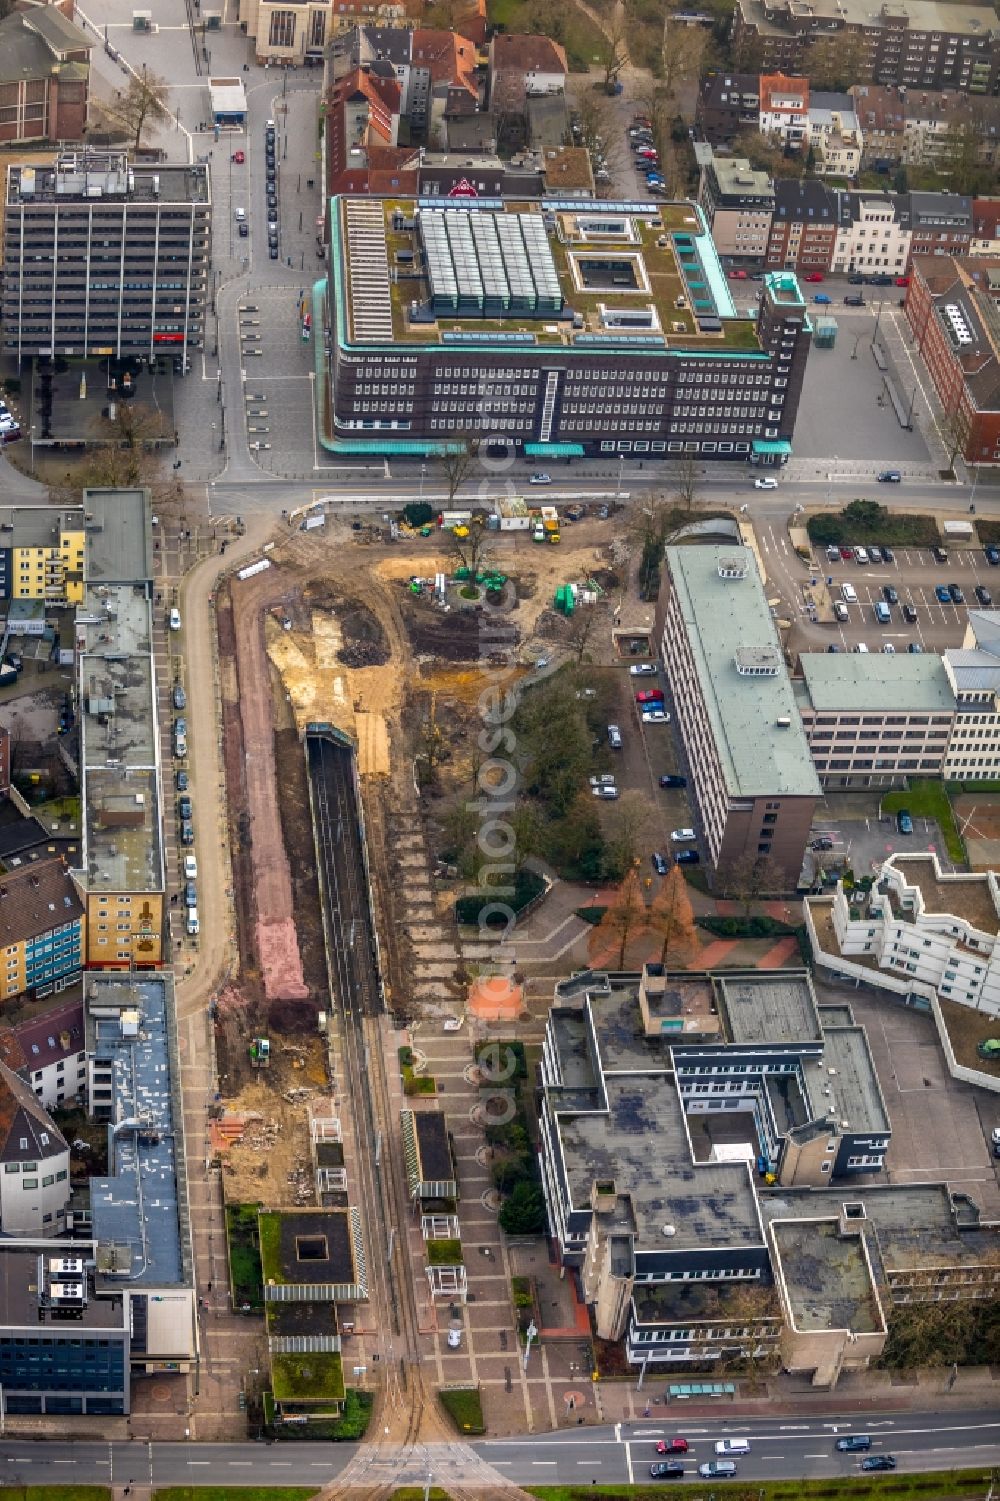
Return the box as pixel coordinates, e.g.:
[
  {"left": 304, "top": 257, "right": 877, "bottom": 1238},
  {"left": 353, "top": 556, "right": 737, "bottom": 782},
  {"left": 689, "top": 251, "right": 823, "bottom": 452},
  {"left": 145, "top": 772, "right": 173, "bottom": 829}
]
[
  {"left": 333, "top": 196, "right": 764, "bottom": 354},
  {"left": 885, "top": 855, "right": 1000, "bottom": 937}
]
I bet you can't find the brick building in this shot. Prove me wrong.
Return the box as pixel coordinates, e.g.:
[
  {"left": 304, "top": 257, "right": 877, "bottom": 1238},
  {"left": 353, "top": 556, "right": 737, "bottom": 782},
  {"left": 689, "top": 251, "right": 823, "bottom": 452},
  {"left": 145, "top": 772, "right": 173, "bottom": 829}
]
[
  {"left": 0, "top": 7, "right": 91, "bottom": 146},
  {"left": 695, "top": 71, "right": 760, "bottom": 144},
  {"left": 697, "top": 152, "right": 773, "bottom": 264},
  {"left": 766, "top": 179, "right": 840, "bottom": 274},
  {"left": 905, "top": 253, "right": 1000, "bottom": 463}
]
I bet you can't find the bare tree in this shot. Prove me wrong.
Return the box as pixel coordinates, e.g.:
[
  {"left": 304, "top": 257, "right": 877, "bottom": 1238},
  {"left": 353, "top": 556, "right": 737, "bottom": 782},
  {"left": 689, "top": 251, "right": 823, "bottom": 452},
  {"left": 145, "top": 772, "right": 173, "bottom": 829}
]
[
  {"left": 107, "top": 69, "right": 171, "bottom": 153},
  {"left": 604, "top": 790, "right": 649, "bottom": 877},
  {"left": 671, "top": 453, "right": 700, "bottom": 513},
  {"left": 83, "top": 402, "right": 171, "bottom": 492},
  {"left": 448, "top": 517, "right": 493, "bottom": 576},
  {"left": 439, "top": 436, "right": 480, "bottom": 504},
  {"left": 720, "top": 851, "right": 786, "bottom": 917},
  {"left": 598, "top": 11, "right": 629, "bottom": 92},
  {"left": 939, "top": 403, "right": 972, "bottom": 471},
  {"left": 565, "top": 599, "right": 605, "bottom": 665}
]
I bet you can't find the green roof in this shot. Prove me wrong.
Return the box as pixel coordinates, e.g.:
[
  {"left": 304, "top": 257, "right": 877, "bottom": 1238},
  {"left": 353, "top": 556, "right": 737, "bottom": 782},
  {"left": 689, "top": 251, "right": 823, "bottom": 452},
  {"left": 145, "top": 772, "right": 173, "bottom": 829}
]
[
  {"left": 797, "top": 654, "right": 957, "bottom": 714},
  {"left": 271, "top": 1350, "right": 345, "bottom": 1404},
  {"left": 665, "top": 544, "right": 820, "bottom": 801}
]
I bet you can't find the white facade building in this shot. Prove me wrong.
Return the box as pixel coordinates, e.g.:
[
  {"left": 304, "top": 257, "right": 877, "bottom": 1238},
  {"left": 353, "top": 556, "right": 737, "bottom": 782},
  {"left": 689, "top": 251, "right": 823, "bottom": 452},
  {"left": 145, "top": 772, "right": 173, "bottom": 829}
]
[
  {"left": 810, "top": 854, "right": 1000, "bottom": 1018},
  {"left": 831, "top": 194, "right": 912, "bottom": 276},
  {"left": 809, "top": 103, "right": 863, "bottom": 178},
  {"left": 0, "top": 1061, "right": 71, "bottom": 1235},
  {"left": 943, "top": 610, "right": 1000, "bottom": 779}
]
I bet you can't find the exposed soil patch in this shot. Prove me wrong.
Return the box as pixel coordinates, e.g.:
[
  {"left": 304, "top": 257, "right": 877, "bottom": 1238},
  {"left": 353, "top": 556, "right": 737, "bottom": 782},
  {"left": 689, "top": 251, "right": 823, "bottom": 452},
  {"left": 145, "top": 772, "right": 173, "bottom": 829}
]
[
  {"left": 401, "top": 592, "right": 519, "bottom": 661},
  {"left": 271, "top": 725, "right": 329, "bottom": 1000},
  {"left": 338, "top": 600, "right": 390, "bottom": 668}
]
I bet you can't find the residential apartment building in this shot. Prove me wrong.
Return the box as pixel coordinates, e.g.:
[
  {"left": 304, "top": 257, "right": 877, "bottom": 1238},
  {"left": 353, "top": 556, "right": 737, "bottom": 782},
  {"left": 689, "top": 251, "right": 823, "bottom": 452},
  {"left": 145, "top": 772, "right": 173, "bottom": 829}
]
[
  {"left": 328, "top": 24, "right": 477, "bottom": 145},
  {"left": 809, "top": 93, "right": 863, "bottom": 177},
  {"left": 793, "top": 653, "right": 956, "bottom": 788},
  {"left": 0, "top": 999, "right": 87, "bottom": 1110},
  {"left": 0, "top": 1062, "right": 70, "bottom": 1235},
  {"left": 538, "top": 967, "right": 993, "bottom": 1378},
  {"left": 905, "top": 189, "right": 974, "bottom": 258},
  {"left": 732, "top": 0, "right": 1000, "bottom": 95},
  {"left": 902, "top": 90, "right": 1000, "bottom": 166},
  {"left": 759, "top": 71, "right": 809, "bottom": 148},
  {"left": 319, "top": 198, "right": 813, "bottom": 462},
  {"left": 658, "top": 545, "right": 820, "bottom": 886},
  {"left": 75, "top": 489, "right": 164, "bottom": 968},
  {"left": 766, "top": 179, "right": 840, "bottom": 274},
  {"left": 832, "top": 190, "right": 911, "bottom": 276},
  {"left": 697, "top": 153, "right": 774, "bottom": 263},
  {"left": 695, "top": 71, "right": 760, "bottom": 144},
  {"left": 971, "top": 197, "right": 1000, "bottom": 255},
  {"left": 807, "top": 853, "right": 1000, "bottom": 1017},
  {"left": 851, "top": 83, "right": 907, "bottom": 167},
  {"left": 0, "top": 506, "right": 85, "bottom": 604},
  {"left": 943, "top": 609, "right": 1000, "bottom": 776},
  {"left": 241, "top": 0, "right": 331, "bottom": 64},
  {"left": 0, "top": 6, "right": 91, "bottom": 145},
  {"left": 905, "top": 253, "right": 1000, "bottom": 463},
  {"left": 2, "top": 154, "right": 210, "bottom": 366},
  {"left": 0, "top": 859, "right": 85, "bottom": 1004}
]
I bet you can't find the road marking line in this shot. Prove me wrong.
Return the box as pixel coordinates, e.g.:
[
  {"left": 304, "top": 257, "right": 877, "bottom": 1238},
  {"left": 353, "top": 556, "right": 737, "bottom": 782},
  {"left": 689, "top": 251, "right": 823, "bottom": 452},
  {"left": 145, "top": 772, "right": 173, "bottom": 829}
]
[
  {"left": 805, "top": 1453, "right": 828, "bottom": 1457},
  {"left": 626, "top": 1441, "right": 635, "bottom": 1485},
  {"left": 52, "top": 1460, "right": 76, "bottom": 1464},
  {"left": 531, "top": 1460, "right": 557, "bottom": 1465},
  {"left": 187, "top": 1461, "right": 211, "bottom": 1465}
]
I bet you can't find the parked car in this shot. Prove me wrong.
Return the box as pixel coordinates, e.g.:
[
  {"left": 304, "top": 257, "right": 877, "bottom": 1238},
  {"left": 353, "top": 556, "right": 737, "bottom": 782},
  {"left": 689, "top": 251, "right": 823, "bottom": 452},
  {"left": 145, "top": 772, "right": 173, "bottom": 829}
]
[
  {"left": 868, "top": 545, "right": 883, "bottom": 564},
  {"left": 812, "top": 837, "right": 834, "bottom": 851},
  {"left": 630, "top": 663, "right": 658, "bottom": 676},
  {"left": 949, "top": 582, "right": 965, "bottom": 604},
  {"left": 932, "top": 545, "right": 949, "bottom": 564},
  {"left": 976, "top": 585, "right": 993, "bottom": 606},
  {"left": 671, "top": 828, "right": 696, "bottom": 842},
  {"left": 269, "top": 246, "right": 279, "bottom": 259},
  {"left": 908, "top": 642, "right": 923, "bottom": 653},
  {"left": 183, "top": 854, "right": 198, "bottom": 880},
  {"left": 172, "top": 682, "right": 186, "bottom": 710},
  {"left": 232, "top": 149, "right": 245, "bottom": 164},
  {"left": 834, "top": 600, "right": 849, "bottom": 621},
  {"left": 642, "top": 708, "right": 669, "bottom": 724},
  {"left": 883, "top": 585, "right": 898, "bottom": 604},
  {"left": 813, "top": 293, "right": 831, "bottom": 304},
  {"left": 592, "top": 784, "right": 619, "bottom": 799},
  {"left": 659, "top": 775, "right": 687, "bottom": 788},
  {"left": 177, "top": 794, "right": 192, "bottom": 821},
  {"left": 676, "top": 850, "right": 700, "bottom": 864},
  {"left": 183, "top": 881, "right": 197, "bottom": 908},
  {"left": 877, "top": 469, "right": 901, "bottom": 482},
  {"left": 804, "top": 272, "right": 824, "bottom": 283},
  {"left": 935, "top": 584, "right": 952, "bottom": 603},
  {"left": 847, "top": 272, "right": 864, "bottom": 284},
  {"left": 882, "top": 545, "right": 895, "bottom": 562},
  {"left": 839, "top": 546, "right": 854, "bottom": 560},
  {"left": 175, "top": 769, "right": 189, "bottom": 792},
  {"left": 169, "top": 606, "right": 181, "bottom": 630},
  {"left": 636, "top": 689, "right": 664, "bottom": 704},
  {"left": 896, "top": 809, "right": 913, "bottom": 835},
  {"left": 652, "top": 852, "right": 668, "bottom": 875},
  {"left": 754, "top": 475, "right": 778, "bottom": 488},
  {"left": 985, "top": 544, "right": 1000, "bottom": 566},
  {"left": 895, "top": 275, "right": 910, "bottom": 286},
  {"left": 529, "top": 472, "right": 551, "bottom": 485},
  {"left": 903, "top": 602, "right": 918, "bottom": 623},
  {"left": 608, "top": 724, "right": 622, "bottom": 748},
  {"left": 180, "top": 819, "right": 195, "bottom": 846},
  {"left": 239, "top": 221, "right": 249, "bottom": 237},
  {"left": 590, "top": 774, "right": 616, "bottom": 787}
]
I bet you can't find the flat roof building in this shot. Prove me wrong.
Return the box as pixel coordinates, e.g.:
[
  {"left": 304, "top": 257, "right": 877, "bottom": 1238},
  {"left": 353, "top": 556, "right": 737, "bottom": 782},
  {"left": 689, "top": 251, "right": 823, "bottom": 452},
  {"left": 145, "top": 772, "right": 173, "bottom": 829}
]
[
  {"left": 74, "top": 489, "right": 163, "bottom": 969},
  {"left": 659, "top": 545, "right": 820, "bottom": 885},
  {"left": 317, "top": 196, "right": 812, "bottom": 465},
  {"left": 794, "top": 653, "right": 956, "bottom": 788},
  {"left": 0, "top": 505, "right": 85, "bottom": 604},
  {"left": 0, "top": 858, "right": 85, "bottom": 1004},
  {"left": 2, "top": 152, "right": 210, "bottom": 365}
]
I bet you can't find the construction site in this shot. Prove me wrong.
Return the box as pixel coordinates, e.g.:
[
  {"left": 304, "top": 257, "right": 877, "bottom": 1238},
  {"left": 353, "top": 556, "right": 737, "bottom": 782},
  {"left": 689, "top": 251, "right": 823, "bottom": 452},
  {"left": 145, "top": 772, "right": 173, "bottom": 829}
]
[{"left": 209, "top": 504, "right": 625, "bottom": 1211}]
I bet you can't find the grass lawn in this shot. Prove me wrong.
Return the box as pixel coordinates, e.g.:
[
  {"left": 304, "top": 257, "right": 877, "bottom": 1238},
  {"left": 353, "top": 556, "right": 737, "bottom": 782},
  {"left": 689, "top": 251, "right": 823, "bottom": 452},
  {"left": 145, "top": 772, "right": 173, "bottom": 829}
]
[
  {"left": 427, "top": 1237, "right": 464, "bottom": 1265},
  {"left": 271, "top": 1350, "right": 345, "bottom": 1403},
  {"left": 154, "top": 1492, "right": 317, "bottom": 1501},
  {"left": 225, "top": 1203, "right": 264, "bottom": 1309},
  {"left": 439, "top": 1385, "right": 486, "bottom": 1434},
  {"left": 806, "top": 510, "right": 941, "bottom": 547},
  {"left": 937, "top": 996, "right": 1000, "bottom": 1077},
  {"left": 529, "top": 1472, "right": 995, "bottom": 1501},
  {"left": 3, "top": 1491, "right": 110, "bottom": 1501},
  {"left": 879, "top": 782, "right": 965, "bottom": 864},
  {"left": 487, "top": 0, "right": 605, "bottom": 69}
]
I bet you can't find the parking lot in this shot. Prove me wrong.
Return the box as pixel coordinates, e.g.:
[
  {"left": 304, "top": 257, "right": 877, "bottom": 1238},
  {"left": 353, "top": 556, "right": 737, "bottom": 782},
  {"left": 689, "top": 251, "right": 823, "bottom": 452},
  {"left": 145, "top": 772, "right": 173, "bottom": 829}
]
[{"left": 787, "top": 540, "right": 998, "bottom": 657}]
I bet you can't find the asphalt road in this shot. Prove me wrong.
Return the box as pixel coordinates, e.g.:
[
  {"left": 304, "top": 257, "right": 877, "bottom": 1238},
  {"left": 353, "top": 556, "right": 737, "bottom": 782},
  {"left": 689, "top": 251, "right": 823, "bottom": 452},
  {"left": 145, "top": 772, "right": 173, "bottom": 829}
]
[{"left": 4, "top": 1409, "right": 999, "bottom": 1487}]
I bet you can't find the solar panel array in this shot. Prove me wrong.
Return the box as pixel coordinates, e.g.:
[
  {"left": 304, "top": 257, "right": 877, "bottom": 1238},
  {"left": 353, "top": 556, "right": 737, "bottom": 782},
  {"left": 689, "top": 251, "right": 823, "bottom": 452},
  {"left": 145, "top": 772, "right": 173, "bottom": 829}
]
[{"left": 418, "top": 208, "right": 562, "bottom": 318}]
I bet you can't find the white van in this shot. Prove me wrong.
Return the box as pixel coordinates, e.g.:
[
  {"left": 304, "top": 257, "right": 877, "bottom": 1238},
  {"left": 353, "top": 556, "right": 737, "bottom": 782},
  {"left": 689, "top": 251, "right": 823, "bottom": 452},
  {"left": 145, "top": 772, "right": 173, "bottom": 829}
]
[
  {"left": 841, "top": 582, "right": 858, "bottom": 604},
  {"left": 186, "top": 907, "right": 200, "bottom": 937},
  {"left": 715, "top": 1439, "right": 751, "bottom": 1457}
]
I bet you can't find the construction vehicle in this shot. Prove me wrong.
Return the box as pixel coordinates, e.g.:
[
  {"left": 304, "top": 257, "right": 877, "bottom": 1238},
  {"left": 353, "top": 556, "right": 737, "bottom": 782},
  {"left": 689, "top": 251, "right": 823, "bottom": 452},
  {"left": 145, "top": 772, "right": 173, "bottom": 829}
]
[{"left": 250, "top": 1037, "right": 271, "bottom": 1068}]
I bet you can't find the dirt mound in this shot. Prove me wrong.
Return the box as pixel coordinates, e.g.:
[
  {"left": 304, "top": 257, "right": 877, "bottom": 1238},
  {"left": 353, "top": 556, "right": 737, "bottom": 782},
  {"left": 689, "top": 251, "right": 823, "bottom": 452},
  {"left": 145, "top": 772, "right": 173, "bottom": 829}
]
[
  {"left": 268, "top": 995, "right": 319, "bottom": 1035},
  {"left": 591, "top": 568, "right": 620, "bottom": 592},
  {"left": 337, "top": 600, "right": 390, "bottom": 666},
  {"left": 403, "top": 595, "right": 520, "bottom": 661}
]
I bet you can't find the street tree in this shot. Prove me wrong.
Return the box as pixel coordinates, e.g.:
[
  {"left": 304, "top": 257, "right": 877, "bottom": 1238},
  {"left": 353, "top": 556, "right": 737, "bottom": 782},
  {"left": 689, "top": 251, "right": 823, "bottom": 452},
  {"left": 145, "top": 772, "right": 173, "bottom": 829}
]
[
  {"left": 448, "top": 516, "right": 493, "bottom": 576},
  {"left": 940, "top": 402, "right": 972, "bottom": 471},
  {"left": 598, "top": 10, "right": 629, "bottom": 92},
  {"left": 439, "top": 435, "right": 480, "bottom": 504},
  {"left": 84, "top": 402, "right": 171, "bottom": 491},
  {"left": 671, "top": 452, "right": 700, "bottom": 513},
  {"left": 649, "top": 862, "right": 700, "bottom": 969},
  {"left": 594, "top": 868, "right": 647, "bottom": 969},
  {"left": 604, "top": 790, "right": 649, "bottom": 878},
  {"left": 721, "top": 851, "right": 785, "bottom": 917},
  {"left": 108, "top": 69, "right": 171, "bottom": 153},
  {"left": 498, "top": 1180, "right": 547, "bottom": 1235}
]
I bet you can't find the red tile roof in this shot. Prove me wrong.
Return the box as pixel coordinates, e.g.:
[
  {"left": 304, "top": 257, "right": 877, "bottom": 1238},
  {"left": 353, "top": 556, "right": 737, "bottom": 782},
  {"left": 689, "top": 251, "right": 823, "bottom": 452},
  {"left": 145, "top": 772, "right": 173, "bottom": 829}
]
[{"left": 0, "top": 858, "right": 84, "bottom": 949}]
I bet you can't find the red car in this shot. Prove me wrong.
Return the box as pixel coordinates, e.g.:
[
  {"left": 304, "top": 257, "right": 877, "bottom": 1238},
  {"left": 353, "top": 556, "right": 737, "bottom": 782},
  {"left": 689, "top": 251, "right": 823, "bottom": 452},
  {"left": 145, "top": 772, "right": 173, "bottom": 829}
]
[
  {"left": 805, "top": 272, "right": 824, "bottom": 283},
  {"left": 232, "top": 149, "right": 245, "bottom": 164},
  {"left": 657, "top": 1440, "right": 689, "bottom": 1455},
  {"left": 728, "top": 269, "right": 748, "bottom": 279},
  {"left": 839, "top": 545, "right": 854, "bottom": 560},
  {"left": 635, "top": 689, "right": 665, "bottom": 704},
  {"left": 895, "top": 275, "right": 910, "bottom": 286}
]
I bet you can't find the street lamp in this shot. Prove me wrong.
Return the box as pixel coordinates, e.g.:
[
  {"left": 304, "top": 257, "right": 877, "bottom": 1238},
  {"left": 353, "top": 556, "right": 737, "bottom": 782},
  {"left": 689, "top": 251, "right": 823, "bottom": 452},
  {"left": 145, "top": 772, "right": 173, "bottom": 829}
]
[
  {"left": 522, "top": 1319, "right": 538, "bottom": 1372},
  {"left": 615, "top": 452, "right": 624, "bottom": 501}
]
